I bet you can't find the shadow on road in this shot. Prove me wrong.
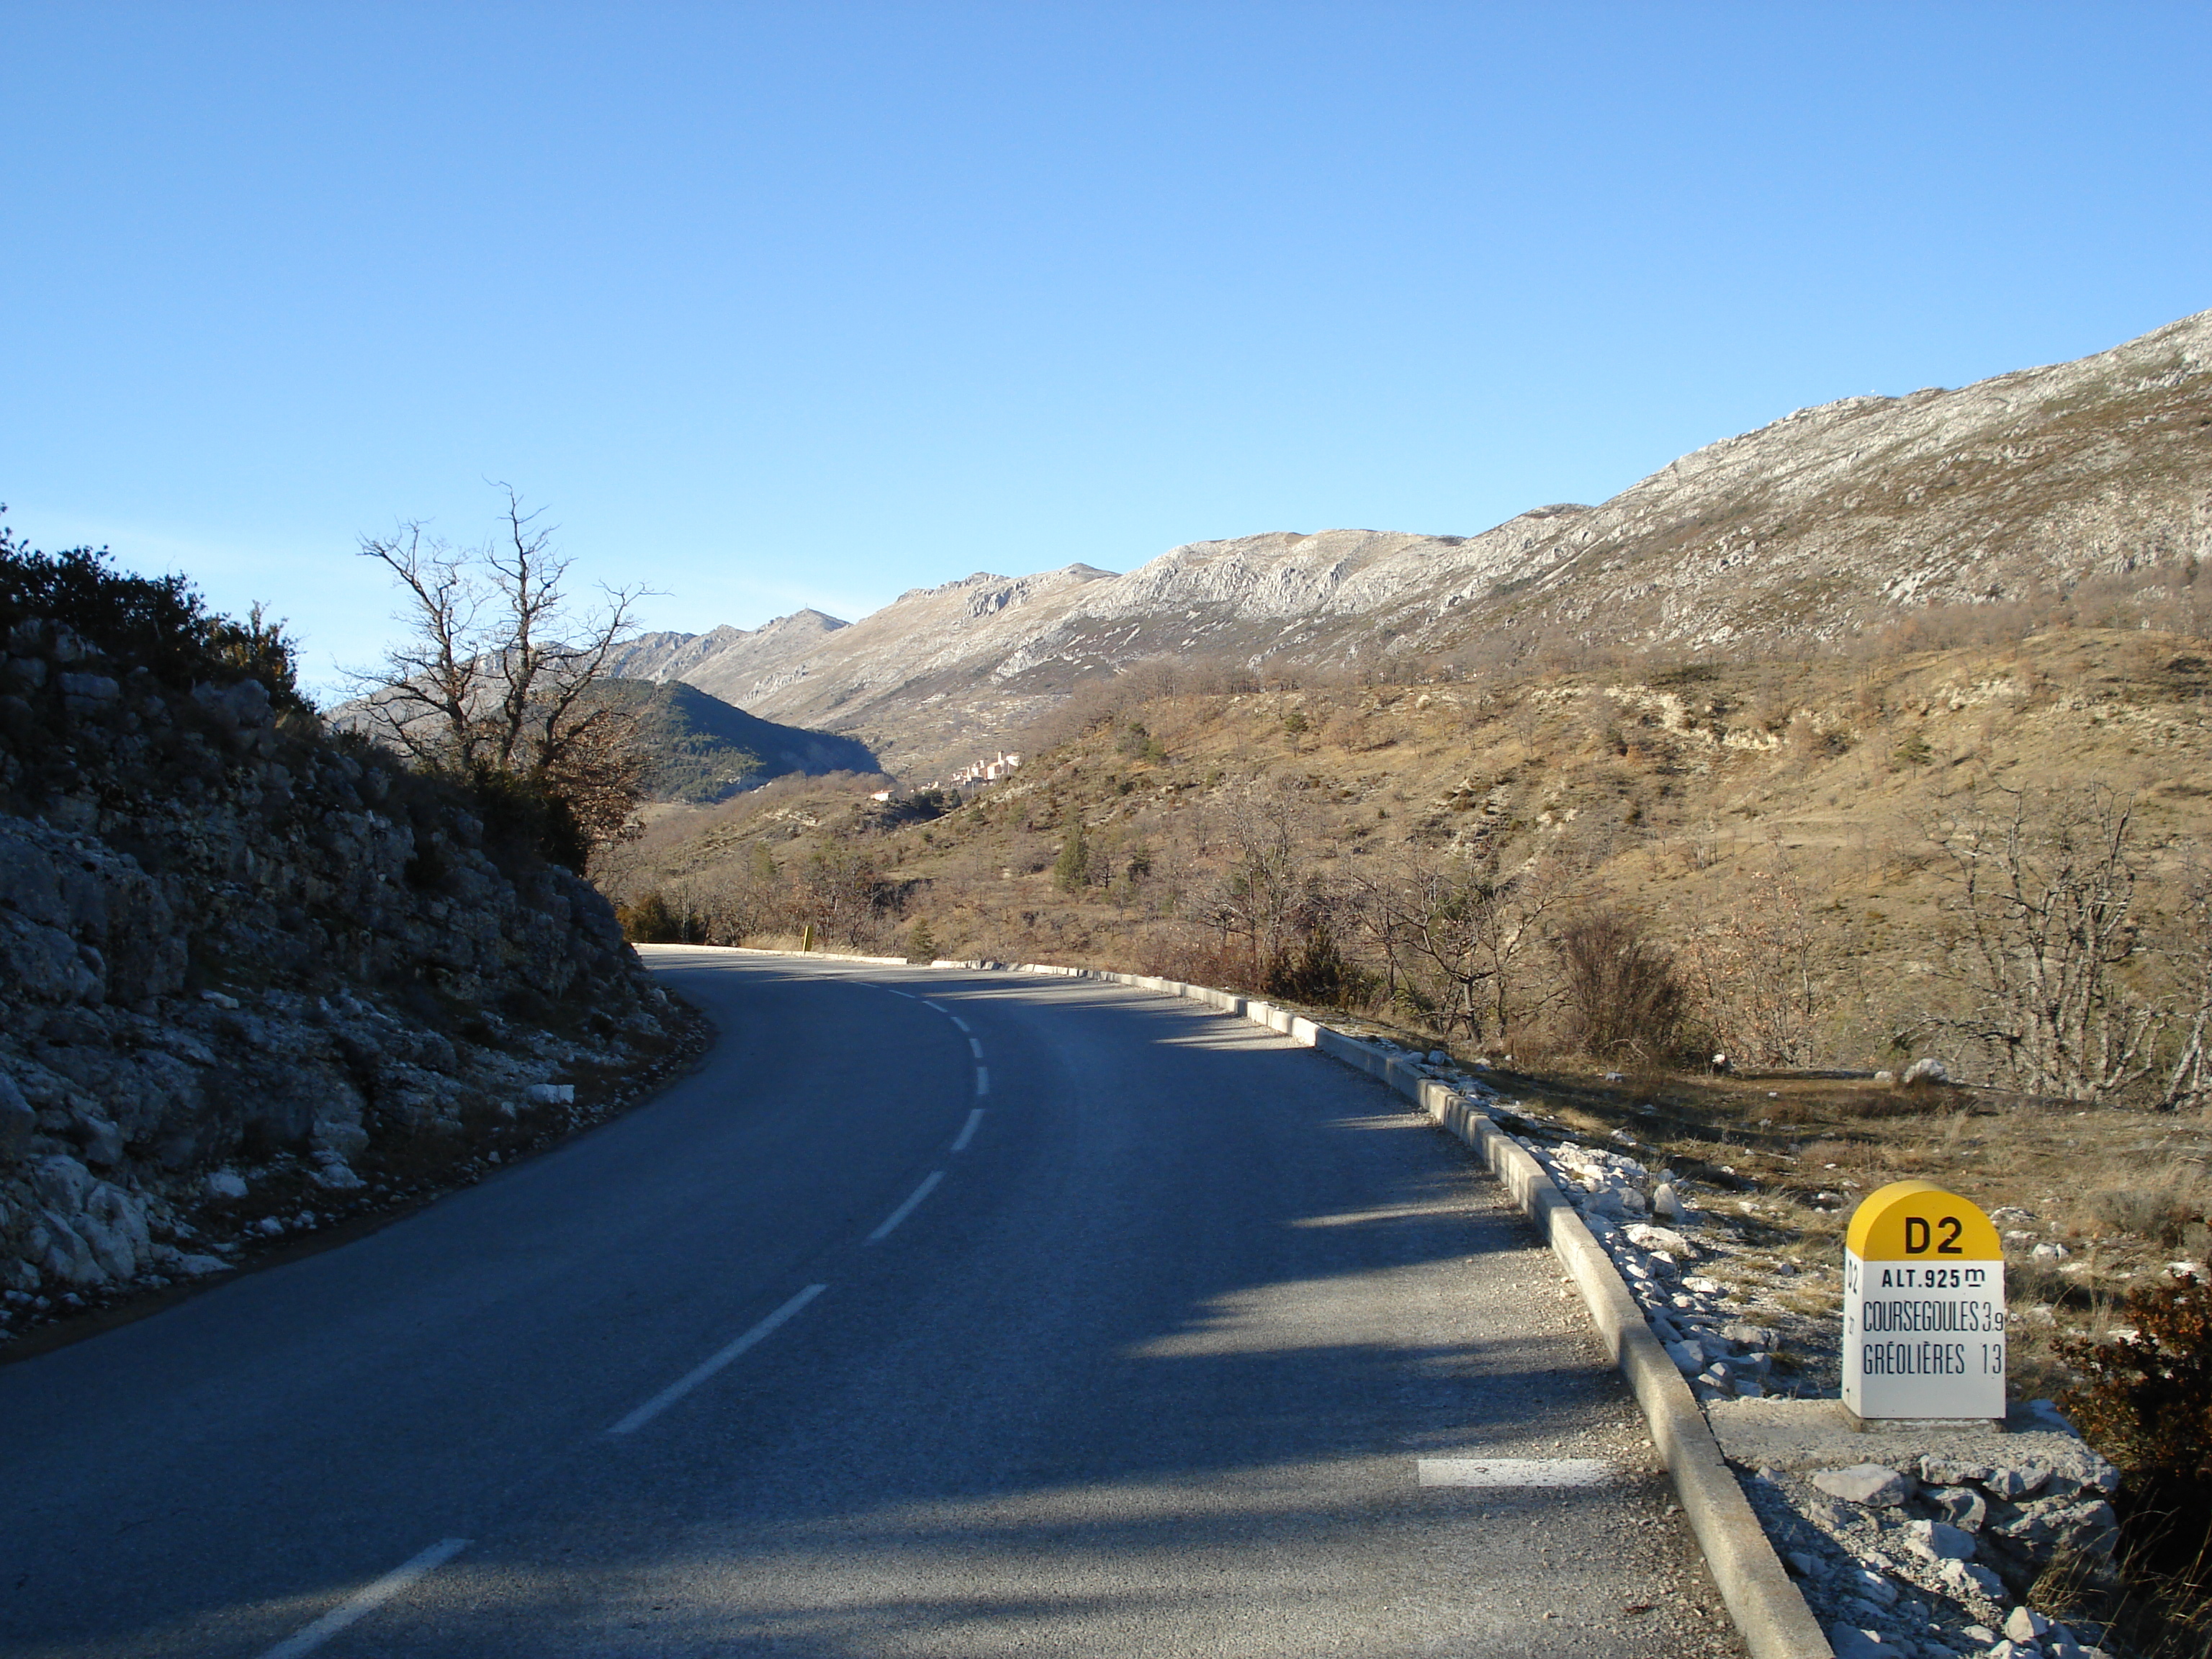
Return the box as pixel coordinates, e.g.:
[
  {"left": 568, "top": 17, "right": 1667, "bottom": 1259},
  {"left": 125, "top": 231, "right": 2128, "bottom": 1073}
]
[{"left": 12, "top": 961, "right": 1723, "bottom": 1658}]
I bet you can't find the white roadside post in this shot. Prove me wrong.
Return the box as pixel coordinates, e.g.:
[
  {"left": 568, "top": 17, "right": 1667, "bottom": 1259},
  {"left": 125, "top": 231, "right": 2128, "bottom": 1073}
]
[{"left": 1843, "top": 1179, "right": 2007, "bottom": 1424}]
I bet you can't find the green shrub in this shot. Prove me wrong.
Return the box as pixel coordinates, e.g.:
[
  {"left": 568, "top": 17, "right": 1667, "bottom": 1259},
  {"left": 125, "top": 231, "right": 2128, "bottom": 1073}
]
[
  {"left": 1266, "top": 920, "right": 1371, "bottom": 1009},
  {"left": 1555, "top": 908, "right": 1688, "bottom": 1059},
  {"left": 618, "top": 891, "right": 692, "bottom": 943},
  {"left": 0, "top": 521, "right": 306, "bottom": 710},
  {"left": 1053, "top": 822, "right": 1090, "bottom": 891},
  {"left": 906, "top": 918, "right": 939, "bottom": 963}
]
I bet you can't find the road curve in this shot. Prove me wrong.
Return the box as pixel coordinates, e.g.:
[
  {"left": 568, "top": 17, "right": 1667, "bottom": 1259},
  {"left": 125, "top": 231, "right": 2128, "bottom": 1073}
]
[{"left": 0, "top": 949, "right": 1743, "bottom": 1657}]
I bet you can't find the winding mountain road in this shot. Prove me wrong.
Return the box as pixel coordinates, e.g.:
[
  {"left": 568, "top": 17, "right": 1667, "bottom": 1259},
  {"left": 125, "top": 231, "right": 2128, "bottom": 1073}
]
[{"left": 1, "top": 950, "right": 1741, "bottom": 1657}]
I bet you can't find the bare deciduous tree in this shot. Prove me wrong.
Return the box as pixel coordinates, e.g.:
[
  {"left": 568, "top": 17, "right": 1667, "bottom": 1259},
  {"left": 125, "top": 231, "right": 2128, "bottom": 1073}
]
[
  {"left": 1197, "top": 778, "right": 1318, "bottom": 986},
  {"left": 1352, "top": 842, "right": 1573, "bottom": 1045},
  {"left": 2160, "top": 872, "right": 2212, "bottom": 1113},
  {"left": 1925, "top": 786, "right": 2170, "bottom": 1102},
  {"left": 348, "top": 488, "right": 650, "bottom": 858},
  {"left": 1681, "top": 847, "right": 1824, "bottom": 1067}
]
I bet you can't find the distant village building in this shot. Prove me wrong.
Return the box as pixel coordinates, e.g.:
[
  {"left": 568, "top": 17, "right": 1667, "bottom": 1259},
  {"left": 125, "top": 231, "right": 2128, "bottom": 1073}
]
[{"left": 945, "top": 750, "right": 1022, "bottom": 790}]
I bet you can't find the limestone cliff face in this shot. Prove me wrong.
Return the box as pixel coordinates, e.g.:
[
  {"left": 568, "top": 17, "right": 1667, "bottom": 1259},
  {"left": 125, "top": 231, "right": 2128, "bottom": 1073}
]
[
  {"left": 612, "top": 308, "right": 2212, "bottom": 782},
  {"left": 0, "top": 617, "right": 685, "bottom": 1339}
]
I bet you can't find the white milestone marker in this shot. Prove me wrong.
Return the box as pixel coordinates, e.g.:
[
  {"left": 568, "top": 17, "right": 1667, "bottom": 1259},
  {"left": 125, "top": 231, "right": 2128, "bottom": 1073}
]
[{"left": 1843, "top": 1180, "right": 2007, "bottom": 1421}]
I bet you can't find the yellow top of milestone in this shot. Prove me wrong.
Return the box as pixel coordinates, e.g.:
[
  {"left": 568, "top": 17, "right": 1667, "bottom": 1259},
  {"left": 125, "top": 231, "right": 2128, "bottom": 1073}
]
[{"left": 1845, "top": 1179, "right": 2003, "bottom": 1262}]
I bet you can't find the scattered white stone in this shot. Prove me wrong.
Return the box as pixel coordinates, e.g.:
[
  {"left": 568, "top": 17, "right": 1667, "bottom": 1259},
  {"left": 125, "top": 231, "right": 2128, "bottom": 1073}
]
[
  {"left": 204, "top": 1170, "right": 248, "bottom": 1200},
  {"left": 524, "top": 1083, "right": 575, "bottom": 1105},
  {"left": 2005, "top": 1608, "right": 2052, "bottom": 1643},
  {"left": 198, "top": 990, "right": 241, "bottom": 1010},
  {"left": 1901, "top": 1518, "right": 1977, "bottom": 1561},
  {"left": 1622, "top": 1222, "right": 1691, "bottom": 1256},
  {"left": 1811, "top": 1464, "right": 1913, "bottom": 1506},
  {"left": 1848, "top": 1566, "right": 1898, "bottom": 1606},
  {"left": 310, "top": 1161, "right": 365, "bottom": 1190},
  {"left": 2031, "top": 1241, "right": 2071, "bottom": 1262},
  {"left": 1936, "top": 1557, "right": 2005, "bottom": 1601},
  {"left": 1928, "top": 1485, "right": 1989, "bottom": 1530},
  {"left": 1986, "top": 1466, "right": 2050, "bottom": 1501},
  {"left": 1902, "top": 1057, "right": 1949, "bottom": 1084},
  {"left": 1827, "top": 1624, "right": 1896, "bottom": 1657},
  {"left": 174, "top": 1253, "right": 230, "bottom": 1276}
]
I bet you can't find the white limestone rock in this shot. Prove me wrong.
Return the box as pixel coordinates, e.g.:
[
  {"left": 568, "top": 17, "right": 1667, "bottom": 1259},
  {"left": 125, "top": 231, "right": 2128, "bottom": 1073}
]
[{"left": 1811, "top": 1464, "right": 1915, "bottom": 1507}]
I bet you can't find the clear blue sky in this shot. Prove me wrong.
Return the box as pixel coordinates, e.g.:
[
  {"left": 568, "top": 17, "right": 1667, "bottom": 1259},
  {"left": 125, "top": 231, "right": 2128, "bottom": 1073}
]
[{"left": 6, "top": 2, "right": 2208, "bottom": 698}]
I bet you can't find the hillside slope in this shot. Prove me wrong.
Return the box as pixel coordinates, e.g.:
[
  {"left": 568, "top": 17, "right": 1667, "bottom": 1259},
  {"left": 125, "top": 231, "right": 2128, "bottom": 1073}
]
[
  {"left": 613, "top": 308, "right": 2212, "bottom": 781},
  {"left": 596, "top": 678, "right": 879, "bottom": 803},
  {"left": 610, "top": 623, "right": 2212, "bottom": 1084}
]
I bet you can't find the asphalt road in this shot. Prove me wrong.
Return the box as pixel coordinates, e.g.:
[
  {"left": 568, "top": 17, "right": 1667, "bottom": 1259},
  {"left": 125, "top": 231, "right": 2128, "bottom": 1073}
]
[{"left": 0, "top": 950, "right": 1743, "bottom": 1657}]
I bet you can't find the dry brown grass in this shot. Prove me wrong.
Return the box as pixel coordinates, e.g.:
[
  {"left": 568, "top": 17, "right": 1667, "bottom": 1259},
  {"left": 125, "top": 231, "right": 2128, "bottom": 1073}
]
[
  {"left": 607, "top": 626, "right": 2212, "bottom": 1072},
  {"left": 1445, "top": 1058, "right": 2212, "bottom": 1402}
]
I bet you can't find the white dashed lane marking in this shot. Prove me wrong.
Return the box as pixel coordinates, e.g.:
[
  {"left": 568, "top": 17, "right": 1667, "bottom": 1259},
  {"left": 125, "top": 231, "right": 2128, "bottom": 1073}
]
[
  {"left": 1416, "top": 1458, "right": 1614, "bottom": 1488},
  {"left": 867, "top": 1172, "right": 944, "bottom": 1244},
  {"left": 952, "top": 1109, "right": 984, "bottom": 1152},
  {"left": 256, "top": 1537, "right": 471, "bottom": 1658},
  {"left": 607, "top": 1285, "right": 829, "bottom": 1435}
]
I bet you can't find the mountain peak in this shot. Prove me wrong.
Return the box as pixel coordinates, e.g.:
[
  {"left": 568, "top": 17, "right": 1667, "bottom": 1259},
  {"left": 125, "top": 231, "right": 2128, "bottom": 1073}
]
[{"left": 621, "top": 307, "right": 2212, "bottom": 783}]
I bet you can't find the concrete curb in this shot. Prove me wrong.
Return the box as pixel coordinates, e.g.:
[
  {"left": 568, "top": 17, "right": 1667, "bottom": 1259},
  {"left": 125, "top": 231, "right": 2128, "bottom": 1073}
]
[{"left": 714, "top": 945, "right": 1831, "bottom": 1659}]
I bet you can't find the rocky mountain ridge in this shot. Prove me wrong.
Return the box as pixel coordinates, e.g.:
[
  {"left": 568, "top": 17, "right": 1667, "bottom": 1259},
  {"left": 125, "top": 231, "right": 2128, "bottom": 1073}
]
[{"left": 611, "top": 307, "right": 2212, "bottom": 781}]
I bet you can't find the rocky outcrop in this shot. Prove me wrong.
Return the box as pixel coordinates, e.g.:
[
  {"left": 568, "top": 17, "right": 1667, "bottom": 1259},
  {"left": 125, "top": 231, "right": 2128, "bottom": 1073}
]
[{"left": 0, "top": 616, "right": 688, "bottom": 1345}]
